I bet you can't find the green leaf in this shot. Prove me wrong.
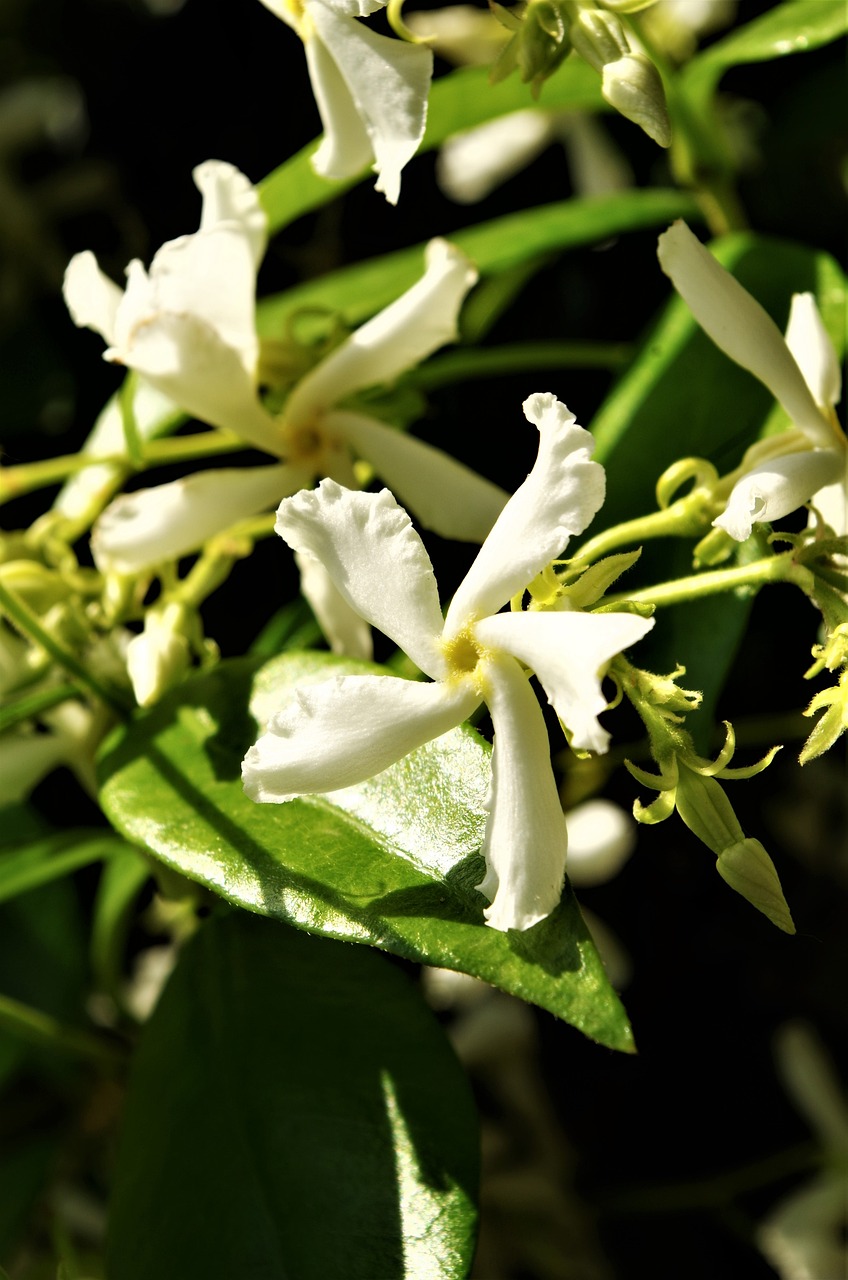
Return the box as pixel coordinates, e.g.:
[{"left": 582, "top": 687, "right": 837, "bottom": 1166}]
[
  {"left": 107, "top": 911, "right": 479, "bottom": 1280},
  {"left": 259, "top": 58, "right": 604, "bottom": 233},
  {"left": 588, "top": 233, "right": 846, "bottom": 731},
  {"left": 683, "top": 0, "right": 848, "bottom": 108},
  {"left": 258, "top": 188, "right": 701, "bottom": 341},
  {"left": 0, "top": 828, "right": 126, "bottom": 907},
  {"left": 89, "top": 845, "right": 151, "bottom": 1001},
  {"left": 98, "top": 652, "right": 633, "bottom": 1052}
]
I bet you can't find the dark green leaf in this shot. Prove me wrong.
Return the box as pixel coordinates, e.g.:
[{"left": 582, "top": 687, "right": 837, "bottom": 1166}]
[
  {"left": 98, "top": 652, "right": 633, "bottom": 1051},
  {"left": 107, "top": 911, "right": 479, "bottom": 1280},
  {"left": 0, "top": 829, "right": 126, "bottom": 906}
]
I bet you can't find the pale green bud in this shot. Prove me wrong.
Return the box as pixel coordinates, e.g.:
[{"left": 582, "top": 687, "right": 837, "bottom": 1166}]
[
  {"left": 674, "top": 768, "right": 743, "bottom": 856},
  {"left": 570, "top": 7, "right": 629, "bottom": 71},
  {"left": 517, "top": 0, "right": 571, "bottom": 89},
  {"left": 602, "top": 52, "right": 671, "bottom": 147},
  {"left": 716, "top": 839, "right": 795, "bottom": 934}
]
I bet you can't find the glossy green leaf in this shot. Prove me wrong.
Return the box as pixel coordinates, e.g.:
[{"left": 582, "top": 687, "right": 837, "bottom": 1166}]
[
  {"left": 107, "top": 911, "right": 479, "bottom": 1280},
  {"left": 259, "top": 58, "right": 604, "bottom": 233},
  {"left": 98, "top": 652, "right": 633, "bottom": 1052},
  {"left": 257, "top": 188, "right": 701, "bottom": 341},
  {"left": 588, "top": 234, "right": 846, "bottom": 728},
  {"left": 683, "top": 0, "right": 848, "bottom": 108}
]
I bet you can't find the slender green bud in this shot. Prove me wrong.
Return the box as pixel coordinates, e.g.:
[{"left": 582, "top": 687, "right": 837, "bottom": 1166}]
[
  {"left": 674, "top": 769, "right": 743, "bottom": 856},
  {"left": 517, "top": 0, "right": 571, "bottom": 89},
  {"left": 716, "top": 839, "right": 795, "bottom": 934},
  {"left": 569, "top": 7, "right": 628, "bottom": 71},
  {"left": 601, "top": 52, "right": 671, "bottom": 147}
]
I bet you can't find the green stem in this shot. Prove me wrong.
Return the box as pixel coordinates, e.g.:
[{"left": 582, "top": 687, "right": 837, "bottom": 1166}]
[
  {"left": 411, "top": 341, "right": 633, "bottom": 391},
  {"left": 0, "top": 581, "right": 129, "bottom": 714},
  {"left": 172, "top": 514, "right": 276, "bottom": 609},
  {"left": 575, "top": 496, "right": 711, "bottom": 565},
  {"left": 610, "top": 554, "right": 809, "bottom": 609},
  {"left": 0, "top": 682, "right": 80, "bottom": 734},
  {"left": 1, "top": 430, "right": 244, "bottom": 505},
  {"left": 0, "top": 992, "right": 127, "bottom": 1068}
]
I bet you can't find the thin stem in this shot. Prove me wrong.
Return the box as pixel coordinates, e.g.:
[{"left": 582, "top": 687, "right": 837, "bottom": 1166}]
[
  {"left": 1, "top": 431, "right": 245, "bottom": 505},
  {"left": 172, "top": 514, "right": 277, "bottom": 609},
  {"left": 0, "top": 992, "right": 127, "bottom": 1069},
  {"left": 0, "top": 681, "right": 80, "bottom": 734},
  {"left": 575, "top": 497, "right": 711, "bottom": 565},
  {"left": 609, "top": 554, "right": 810, "bottom": 609},
  {"left": 0, "top": 581, "right": 129, "bottom": 714}
]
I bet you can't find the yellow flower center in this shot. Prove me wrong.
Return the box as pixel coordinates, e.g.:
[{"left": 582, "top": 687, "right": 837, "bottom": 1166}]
[{"left": 442, "top": 627, "right": 484, "bottom": 676}]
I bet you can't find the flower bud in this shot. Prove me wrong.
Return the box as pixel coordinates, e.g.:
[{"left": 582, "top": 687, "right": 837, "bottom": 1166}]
[
  {"left": 602, "top": 52, "right": 672, "bottom": 147},
  {"left": 517, "top": 0, "right": 571, "bottom": 89},
  {"left": 570, "top": 7, "right": 629, "bottom": 71},
  {"left": 717, "top": 839, "right": 795, "bottom": 934},
  {"left": 674, "top": 768, "right": 743, "bottom": 855},
  {"left": 126, "top": 603, "right": 192, "bottom": 708}
]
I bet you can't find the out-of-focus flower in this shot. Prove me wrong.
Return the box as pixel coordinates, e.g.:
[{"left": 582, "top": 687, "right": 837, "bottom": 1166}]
[
  {"left": 243, "top": 393, "right": 653, "bottom": 930},
  {"left": 258, "top": 0, "right": 432, "bottom": 204}
]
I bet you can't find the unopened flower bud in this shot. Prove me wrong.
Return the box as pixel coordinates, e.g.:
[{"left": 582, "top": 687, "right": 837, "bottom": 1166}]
[
  {"left": 126, "top": 603, "right": 192, "bottom": 708},
  {"left": 570, "top": 7, "right": 629, "bottom": 71},
  {"left": 518, "top": 0, "right": 571, "bottom": 88},
  {"left": 674, "top": 768, "right": 743, "bottom": 855},
  {"left": 602, "top": 52, "right": 672, "bottom": 147},
  {"left": 717, "top": 839, "right": 795, "bottom": 934}
]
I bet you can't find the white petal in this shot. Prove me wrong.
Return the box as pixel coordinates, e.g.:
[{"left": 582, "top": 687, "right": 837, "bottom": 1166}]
[
  {"left": 126, "top": 606, "right": 191, "bottom": 707},
  {"left": 784, "top": 292, "right": 842, "bottom": 411},
  {"left": 713, "top": 448, "right": 845, "bottom": 541},
  {"left": 108, "top": 310, "right": 284, "bottom": 454},
  {"left": 286, "top": 239, "right": 476, "bottom": 422},
  {"left": 445, "top": 394, "right": 605, "bottom": 635},
  {"left": 477, "top": 654, "right": 569, "bottom": 932},
  {"left": 306, "top": 0, "right": 432, "bottom": 204},
  {"left": 305, "top": 33, "right": 374, "bottom": 182},
  {"left": 475, "top": 609, "right": 653, "bottom": 753},
  {"left": 275, "top": 480, "right": 447, "bottom": 678},
  {"left": 564, "top": 798, "right": 635, "bottom": 886},
  {"left": 404, "top": 5, "right": 508, "bottom": 66},
  {"left": 437, "top": 110, "right": 558, "bottom": 205},
  {"left": 242, "top": 673, "right": 478, "bottom": 801},
  {"left": 319, "top": 0, "right": 386, "bottom": 18},
  {"left": 63, "top": 251, "right": 122, "bottom": 345},
  {"left": 757, "top": 1174, "right": 848, "bottom": 1280},
  {"left": 256, "top": 0, "right": 298, "bottom": 29},
  {"left": 193, "top": 160, "right": 267, "bottom": 271},
  {"left": 811, "top": 477, "right": 848, "bottom": 537},
  {"left": 331, "top": 411, "right": 507, "bottom": 542},
  {"left": 657, "top": 222, "right": 832, "bottom": 446},
  {"left": 92, "top": 463, "right": 304, "bottom": 573},
  {"left": 295, "top": 550, "right": 373, "bottom": 660}
]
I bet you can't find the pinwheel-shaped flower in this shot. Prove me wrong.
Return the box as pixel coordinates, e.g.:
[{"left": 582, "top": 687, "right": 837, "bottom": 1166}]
[
  {"left": 658, "top": 220, "right": 846, "bottom": 540},
  {"left": 258, "top": 0, "right": 432, "bottom": 204},
  {"left": 65, "top": 163, "right": 506, "bottom": 640},
  {"left": 242, "top": 393, "right": 654, "bottom": 931}
]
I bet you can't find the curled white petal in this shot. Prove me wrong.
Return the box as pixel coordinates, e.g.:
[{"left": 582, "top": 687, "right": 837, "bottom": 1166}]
[
  {"left": 475, "top": 609, "right": 653, "bottom": 753},
  {"left": 811, "top": 477, "right": 848, "bottom": 538},
  {"left": 295, "top": 550, "right": 373, "bottom": 661},
  {"left": 445, "top": 393, "right": 605, "bottom": 635},
  {"left": 478, "top": 654, "right": 570, "bottom": 932},
  {"left": 784, "top": 292, "right": 842, "bottom": 412},
  {"left": 275, "top": 481, "right": 447, "bottom": 678},
  {"left": 194, "top": 159, "right": 267, "bottom": 271},
  {"left": 242, "top": 673, "right": 478, "bottom": 801},
  {"left": 713, "top": 448, "right": 844, "bottom": 541},
  {"left": 331, "top": 411, "right": 507, "bottom": 542},
  {"left": 657, "top": 222, "right": 832, "bottom": 447},
  {"left": 304, "top": 32, "right": 374, "bottom": 180},
  {"left": 306, "top": 0, "right": 432, "bottom": 204},
  {"left": 287, "top": 239, "right": 477, "bottom": 422},
  {"left": 93, "top": 463, "right": 303, "bottom": 574},
  {"left": 564, "top": 799, "right": 636, "bottom": 886}
]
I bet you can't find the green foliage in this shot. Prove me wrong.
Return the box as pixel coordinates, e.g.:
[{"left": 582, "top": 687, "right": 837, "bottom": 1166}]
[
  {"left": 98, "top": 652, "right": 634, "bottom": 1052},
  {"left": 107, "top": 911, "right": 479, "bottom": 1280}
]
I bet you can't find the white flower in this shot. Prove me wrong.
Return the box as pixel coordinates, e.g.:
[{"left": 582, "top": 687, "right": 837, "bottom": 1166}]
[
  {"left": 258, "top": 0, "right": 432, "bottom": 205},
  {"left": 64, "top": 161, "right": 280, "bottom": 457},
  {"left": 84, "top": 233, "right": 507, "bottom": 583},
  {"left": 242, "top": 393, "right": 654, "bottom": 931},
  {"left": 564, "top": 797, "right": 636, "bottom": 886},
  {"left": 658, "top": 221, "right": 846, "bottom": 539}
]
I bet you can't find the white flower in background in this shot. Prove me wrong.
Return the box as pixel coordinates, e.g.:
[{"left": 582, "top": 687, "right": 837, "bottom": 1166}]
[
  {"left": 658, "top": 221, "right": 846, "bottom": 539},
  {"left": 757, "top": 1022, "right": 848, "bottom": 1280},
  {"left": 81, "top": 231, "right": 507, "bottom": 651},
  {"left": 242, "top": 393, "right": 654, "bottom": 931},
  {"left": 65, "top": 161, "right": 280, "bottom": 457},
  {"left": 641, "top": 0, "right": 737, "bottom": 62},
  {"left": 563, "top": 798, "right": 636, "bottom": 886},
  {"left": 257, "top": 0, "right": 432, "bottom": 205}
]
